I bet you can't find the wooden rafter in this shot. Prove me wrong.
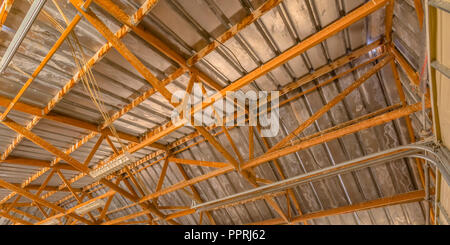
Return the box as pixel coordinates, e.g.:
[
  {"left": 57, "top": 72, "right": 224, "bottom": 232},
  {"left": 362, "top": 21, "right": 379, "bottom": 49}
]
[
  {"left": 0, "top": 0, "right": 163, "bottom": 205},
  {"left": 0, "top": 157, "right": 76, "bottom": 171},
  {"left": 0, "top": 178, "right": 93, "bottom": 224},
  {"left": 137, "top": 102, "right": 427, "bottom": 205},
  {"left": 0, "top": 0, "right": 93, "bottom": 121},
  {"left": 70, "top": 0, "right": 292, "bottom": 224},
  {"left": 1, "top": 97, "right": 168, "bottom": 147},
  {"left": 45, "top": 49, "right": 390, "bottom": 224},
  {"left": 268, "top": 56, "right": 392, "bottom": 152},
  {"left": 9, "top": 0, "right": 358, "bottom": 213},
  {"left": 0, "top": 0, "right": 14, "bottom": 28},
  {"left": 119, "top": 0, "right": 391, "bottom": 155}
]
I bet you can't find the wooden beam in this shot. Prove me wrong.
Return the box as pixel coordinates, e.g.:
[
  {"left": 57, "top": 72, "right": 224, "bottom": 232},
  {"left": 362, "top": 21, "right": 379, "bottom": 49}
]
[
  {"left": 0, "top": 178, "right": 93, "bottom": 225},
  {"left": 194, "top": 122, "right": 290, "bottom": 223},
  {"left": 124, "top": 167, "right": 146, "bottom": 197},
  {"left": 385, "top": 0, "right": 395, "bottom": 43},
  {"left": 101, "top": 209, "right": 150, "bottom": 225},
  {"left": 243, "top": 102, "right": 430, "bottom": 169},
  {"left": 0, "top": 0, "right": 93, "bottom": 120},
  {"left": 269, "top": 56, "right": 392, "bottom": 151},
  {"left": 1, "top": 118, "right": 89, "bottom": 173},
  {"left": 414, "top": 0, "right": 424, "bottom": 30},
  {"left": 9, "top": 207, "right": 41, "bottom": 222},
  {"left": 0, "top": 0, "right": 165, "bottom": 209},
  {"left": 0, "top": 0, "right": 162, "bottom": 167},
  {"left": 56, "top": 170, "right": 82, "bottom": 203},
  {"left": 41, "top": 0, "right": 390, "bottom": 218},
  {"left": 187, "top": 0, "right": 282, "bottom": 66},
  {"left": 70, "top": 0, "right": 173, "bottom": 103},
  {"left": 168, "top": 158, "right": 228, "bottom": 169},
  {"left": 48, "top": 53, "right": 393, "bottom": 215},
  {"left": 154, "top": 156, "right": 171, "bottom": 205},
  {"left": 93, "top": 0, "right": 187, "bottom": 68},
  {"left": 98, "top": 193, "right": 115, "bottom": 222},
  {"left": 93, "top": 0, "right": 281, "bottom": 91},
  {"left": 83, "top": 135, "right": 105, "bottom": 166},
  {"left": 35, "top": 203, "right": 49, "bottom": 219},
  {"left": 51, "top": 0, "right": 284, "bottom": 176},
  {"left": 0, "top": 117, "right": 172, "bottom": 223},
  {"left": 0, "top": 210, "right": 33, "bottom": 225},
  {"left": 194, "top": 126, "right": 241, "bottom": 169},
  {"left": 390, "top": 60, "right": 425, "bottom": 186},
  {"left": 0, "top": 93, "right": 166, "bottom": 150},
  {"left": 121, "top": 176, "right": 155, "bottom": 224},
  {"left": 125, "top": 0, "right": 390, "bottom": 153},
  {"left": 0, "top": 157, "right": 76, "bottom": 171},
  {"left": 256, "top": 125, "right": 306, "bottom": 224},
  {"left": 34, "top": 169, "right": 56, "bottom": 201},
  {"left": 249, "top": 190, "right": 425, "bottom": 225},
  {"left": 0, "top": 203, "right": 33, "bottom": 209},
  {"left": 173, "top": 163, "right": 216, "bottom": 225},
  {"left": 21, "top": 184, "right": 83, "bottom": 193},
  {"left": 221, "top": 126, "right": 245, "bottom": 163},
  {"left": 167, "top": 45, "right": 385, "bottom": 152},
  {"left": 0, "top": 133, "right": 98, "bottom": 206},
  {"left": 123, "top": 178, "right": 139, "bottom": 198},
  {"left": 139, "top": 101, "right": 427, "bottom": 203},
  {"left": 36, "top": 191, "right": 115, "bottom": 225},
  {"left": 105, "top": 135, "right": 119, "bottom": 155},
  {"left": 389, "top": 45, "right": 420, "bottom": 86}
]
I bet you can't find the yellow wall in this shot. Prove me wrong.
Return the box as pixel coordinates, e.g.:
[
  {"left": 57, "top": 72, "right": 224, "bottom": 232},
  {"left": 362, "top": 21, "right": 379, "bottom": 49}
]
[{"left": 435, "top": 4, "right": 450, "bottom": 225}]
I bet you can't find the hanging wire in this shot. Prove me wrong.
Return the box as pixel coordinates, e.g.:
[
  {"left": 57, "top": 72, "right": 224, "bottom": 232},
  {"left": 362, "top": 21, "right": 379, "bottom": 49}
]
[{"left": 39, "top": 0, "right": 127, "bottom": 153}]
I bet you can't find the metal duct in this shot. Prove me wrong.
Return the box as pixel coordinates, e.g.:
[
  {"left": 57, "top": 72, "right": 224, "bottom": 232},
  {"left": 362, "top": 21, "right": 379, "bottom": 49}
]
[{"left": 193, "top": 141, "right": 450, "bottom": 212}]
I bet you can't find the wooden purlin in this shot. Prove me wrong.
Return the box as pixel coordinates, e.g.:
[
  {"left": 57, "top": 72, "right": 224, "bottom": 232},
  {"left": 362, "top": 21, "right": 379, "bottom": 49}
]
[
  {"left": 4, "top": 0, "right": 281, "bottom": 211},
  {"left": 0, "top": 210, "right": 33, "bottom": 225},
  {"left": 389, "top": 45, "right": 421, "bottom": 87},
  {"left": 93, "top": 0, "right": 282, "bottom": 91},
  {"left": 1, "top": 118, "right": 176, "bottom": 224},
  {"left": 0, "top": 132, "right": 97, "bottom": 205},
  {"left": 138, "top": 102, "right": 428, "bottom": 204},
  {"left": 268, "top": 56, "right": 393, "bottom": 152},
  {"left": 0, "top": 178, "right": 94, "bottom": 225},
  {"left": 167, "top": 42, "right": 385, "bottom": 151},
  {"left": 248, "top": 190, "right": 426, "bottom": 225},
  {"left": 49, "top": 0, "right": 284, "bottom": 222},
  {"left": 53, "top": 99, "right": 421, "bottom": 222},
  {"left": 0, "top": 0, "right": 162, "bottom": 205},
  {"left": 123, "top": 0, "right": 391, "bottom": 154},
  {"left": 0, "top": 95, "right": 165, "bottom": 148},
  {"left": 74, "top": 0, "right": 291, "bottom": 220},
  {"left": 90, "top": 0, "right": 394, "bottom": 220},
  {"left": 0, "top": 0, "right": 14, "bottom": 28},
  {"left": 0, "top": 157, "right": 76, "bottom": 171},
  {"left": 0, "top": 0, "right": 93, "bottom": 121}
]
